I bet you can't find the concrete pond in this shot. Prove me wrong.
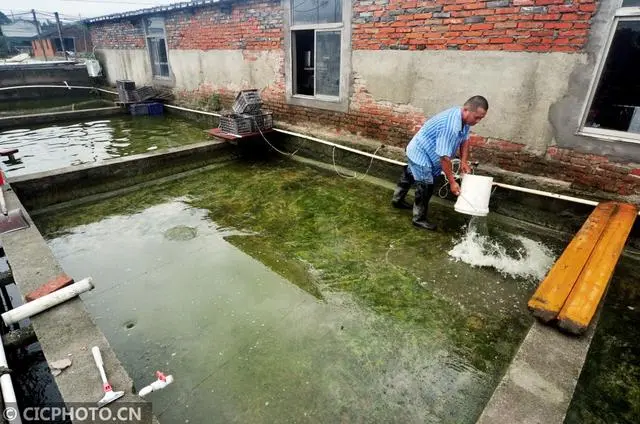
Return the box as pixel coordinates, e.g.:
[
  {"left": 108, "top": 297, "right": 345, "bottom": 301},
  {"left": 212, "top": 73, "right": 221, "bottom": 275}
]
[
  {"left": 0, "top": 115, "right": 210, "bottom": 177},
  {"left": 0, "top": 112, "right": 637, "bottom": 424}
]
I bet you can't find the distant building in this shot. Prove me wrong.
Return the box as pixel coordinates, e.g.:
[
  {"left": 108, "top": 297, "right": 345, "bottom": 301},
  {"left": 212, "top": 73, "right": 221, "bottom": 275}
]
[
  {"left": 31, "top": 24, "right": 93, "bottom": 59},
  {"left": 0, "top": 19, "right": 38, "bottom": 55}
]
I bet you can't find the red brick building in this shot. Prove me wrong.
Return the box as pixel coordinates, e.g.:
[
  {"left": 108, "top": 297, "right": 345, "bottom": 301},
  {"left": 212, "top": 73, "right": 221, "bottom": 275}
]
[
  {"left": 86, "top": 0, "right": 640, "bottom": 198},
  {"left": 31, "top": 24, "right": 93, "bottom": 59}
]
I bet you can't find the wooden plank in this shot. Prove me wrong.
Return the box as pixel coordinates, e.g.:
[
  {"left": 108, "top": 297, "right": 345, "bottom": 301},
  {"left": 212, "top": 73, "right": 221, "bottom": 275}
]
[
  {"left": 557, "top": 202, "right": 637, "bottom": 335},
  {"left": 527, "top": 202, "right": 617, "bottom": 322}
]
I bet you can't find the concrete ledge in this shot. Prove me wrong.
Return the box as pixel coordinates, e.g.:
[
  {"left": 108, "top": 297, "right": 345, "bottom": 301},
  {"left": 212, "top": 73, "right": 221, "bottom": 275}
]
[
  {"left": 477, "top": 321, "right": 596, "bottom": 424},
  {"left": 0, "top": 107, "right": 124, "bottom": 129},
  {"left": 0, "top": 189, "right": 153, "bottom": 422},
  {"left": 10, "top": 140, "right": 236, "bottom": 210}
]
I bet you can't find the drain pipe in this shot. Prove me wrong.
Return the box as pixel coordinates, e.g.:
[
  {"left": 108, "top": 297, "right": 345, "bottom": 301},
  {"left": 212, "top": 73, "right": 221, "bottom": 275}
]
[{"left": 1, "top": 277, "right": 94, "bottom": 326}]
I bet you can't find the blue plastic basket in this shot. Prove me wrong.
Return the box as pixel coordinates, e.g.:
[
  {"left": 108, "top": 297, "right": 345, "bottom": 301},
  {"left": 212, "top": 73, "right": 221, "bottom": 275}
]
[{"left": 129, "top": 102, "right": 164, "bottom": 116}]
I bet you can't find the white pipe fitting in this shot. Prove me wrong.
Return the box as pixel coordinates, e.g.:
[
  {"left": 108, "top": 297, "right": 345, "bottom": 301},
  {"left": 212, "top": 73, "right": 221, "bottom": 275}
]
[
  {"left": 138, "top": 371, "right": 174, "bottom": 397},
  {"left": 2, "top": 277, "right": 94, "bottom": 326}
]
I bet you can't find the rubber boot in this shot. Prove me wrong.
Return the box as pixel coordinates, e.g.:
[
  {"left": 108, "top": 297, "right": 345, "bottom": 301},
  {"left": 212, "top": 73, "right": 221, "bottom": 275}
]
[
  {"left": 391, "top": 166, "right": 414, "bottom": 209},
  {"left": 412, "top": 182, "right": 437, "bottom": 231}
]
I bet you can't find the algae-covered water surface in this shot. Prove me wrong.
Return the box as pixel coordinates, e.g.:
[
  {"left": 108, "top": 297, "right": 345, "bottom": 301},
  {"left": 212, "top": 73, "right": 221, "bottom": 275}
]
[
  {"left": 564, "top": 256, "right": 640, "bottom": 424},
  {"left": 0, "top": 115, "right": 209, "bottom": 177},
  {"left": 36, "top": 158, "right": 561, "bottom": 423}
]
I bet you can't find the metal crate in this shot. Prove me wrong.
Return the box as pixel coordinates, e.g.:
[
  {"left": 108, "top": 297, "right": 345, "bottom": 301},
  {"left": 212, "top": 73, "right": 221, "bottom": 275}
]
[
  {"left": 247, "top": 112, "right": 273, "bottom": 132},
  {"left": 232, "top": 89, "right": 263, "bottom": 114},
  {"left": 219, "top": 114, "right": 253, "bottom": 135}
]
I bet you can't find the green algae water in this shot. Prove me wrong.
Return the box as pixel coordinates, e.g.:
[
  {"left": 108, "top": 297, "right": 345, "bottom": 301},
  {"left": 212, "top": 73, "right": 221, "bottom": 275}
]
[
  {"left": 0, "top": 115, "right": 209, "bottom": 177},
  {"left": 564, "top": 256, "right": 640, "bottom": 424},
  {"left": 36, "top": 158, "right": 563, "bottom": 423}
]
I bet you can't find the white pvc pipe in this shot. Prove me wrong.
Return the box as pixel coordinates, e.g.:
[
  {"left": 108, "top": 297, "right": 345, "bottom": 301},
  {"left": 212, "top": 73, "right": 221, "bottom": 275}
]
[
  {"left": 0, "top": 85, "right": 117, "bottom": 95},
  {"left": 0, "top": 340, "right": 22, "bottom": 424},
  {"left": 273, "top": 127, "right": 635, "bottom": 212},
  {"left": 2, "top": 277, "right": 94, "bottom": 326},
  {"left": 164, "top": 104, "right": 222, "bottom": 117},
  {"left": 492, "top": 182, "right": 599, "bottom": 207}
]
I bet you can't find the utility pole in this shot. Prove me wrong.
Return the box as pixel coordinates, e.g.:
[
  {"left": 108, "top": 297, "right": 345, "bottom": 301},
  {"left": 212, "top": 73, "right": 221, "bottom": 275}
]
[
  {"left": 54, "top": 12, "right": 68, "bottom": 61},
  {"left": 31, "top": 9, "right": 47, "bottom": 61}
]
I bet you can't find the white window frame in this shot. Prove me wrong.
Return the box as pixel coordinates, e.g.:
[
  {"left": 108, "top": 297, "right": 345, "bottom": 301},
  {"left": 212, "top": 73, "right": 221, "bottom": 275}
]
[
  {"left": 577, "top": 6, "right": 640, "bottom": 144},
  {"left": 143, "top": 16, "right": 171, "bottom": 80},
  {"left": 283, "top": 0, "right": 352, "bottom": 112}
]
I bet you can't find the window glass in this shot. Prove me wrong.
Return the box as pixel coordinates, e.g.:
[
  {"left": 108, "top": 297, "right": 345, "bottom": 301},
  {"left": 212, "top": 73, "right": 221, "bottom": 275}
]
[
  {"left": 622, "top": 0, "right": 640, "bottom": 7},
  {"left": 145, "top": 17, "right": 165, "bottom": 37},
  {"left": 292, "top": 0, "right": 342, "bottom": 25},
  {"left": 315, "top": 31, "right": 340, "bottom": 97},
  {"left": 293, "top": 30, "right": 314, "bottom": 95},
  {"left": 585, "top": 20, "right": 640, "bottom": 134}
]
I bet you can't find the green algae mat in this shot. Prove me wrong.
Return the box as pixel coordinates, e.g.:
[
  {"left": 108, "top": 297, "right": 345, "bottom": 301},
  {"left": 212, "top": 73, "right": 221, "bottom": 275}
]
[{"left": 35, "top": 158, "right": 574, "bottom": 423}]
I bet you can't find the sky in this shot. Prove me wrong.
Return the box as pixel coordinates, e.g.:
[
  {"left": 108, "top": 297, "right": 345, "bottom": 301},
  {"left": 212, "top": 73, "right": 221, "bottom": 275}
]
[{"left": 1, "top": 0, "right": 178, "bottom": 21}]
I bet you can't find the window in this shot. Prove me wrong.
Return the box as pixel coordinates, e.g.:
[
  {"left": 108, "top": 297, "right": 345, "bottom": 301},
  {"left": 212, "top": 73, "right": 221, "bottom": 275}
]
[
  {"left": 53, "top": 37, "right": 75, "bottom": 53},
  {"left": 285, "top": 0, "right": 351, "bottom": 112},
  {"left": 144, "top": 17, "right": 170, "bottom": 78},
  {"left": 579, "top": 4, "right": 640, "bottom": 142}
]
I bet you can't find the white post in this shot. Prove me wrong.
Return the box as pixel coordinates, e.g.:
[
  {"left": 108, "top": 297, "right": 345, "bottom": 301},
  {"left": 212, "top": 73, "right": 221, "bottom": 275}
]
[{"left": 2, "top": 277, "right": 94, "bottom": 326}]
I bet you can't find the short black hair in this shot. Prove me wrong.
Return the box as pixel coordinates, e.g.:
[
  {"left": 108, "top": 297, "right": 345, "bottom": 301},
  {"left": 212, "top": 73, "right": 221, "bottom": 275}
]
[{"left": 464, "top": 96, "right": 489, "bottom": 111}]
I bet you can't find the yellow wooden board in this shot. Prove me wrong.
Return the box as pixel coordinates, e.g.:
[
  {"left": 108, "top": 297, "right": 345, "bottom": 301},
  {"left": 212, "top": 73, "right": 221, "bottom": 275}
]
[
  {"left": 557, "top": 202, "right": 638, "bottom": 334},
  {"left": 527, "top": 202, "right": 617, "bottom": 322}
]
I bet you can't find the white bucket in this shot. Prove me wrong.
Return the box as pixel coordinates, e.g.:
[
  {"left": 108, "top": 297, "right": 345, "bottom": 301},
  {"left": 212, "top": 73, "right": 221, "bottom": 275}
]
[{"left": 454, "top": 174, "right": 494, "bottom": 217}]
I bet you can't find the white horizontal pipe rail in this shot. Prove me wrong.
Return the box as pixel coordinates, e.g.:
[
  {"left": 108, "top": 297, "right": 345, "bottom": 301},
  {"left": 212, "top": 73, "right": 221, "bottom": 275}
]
[
  {"left": 2, "top": 277, "right": 94, "bottom": 326},
  {"left": 0, "top": 86, "right": 627, "bottom": 213},
  {"left": 0, "top": 85, "right": 117, "bottom": 95}
]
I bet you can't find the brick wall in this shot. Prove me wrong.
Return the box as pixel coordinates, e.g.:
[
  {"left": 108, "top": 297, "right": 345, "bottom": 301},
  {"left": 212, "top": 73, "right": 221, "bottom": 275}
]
[
  {"left": 165, "top": 0, "right": 283, "bottom": 50},
  {"left": 353, "top": 0, "right": 597, "bottom": 52},
  {"left": 89, "top": 1, "right": 640, "bottom": 197},
  {"left": 90, "top": 20, "right": 146, "bottom": 49},
  {"left": 469, "top": 136, "right": 640, "bottom": 196}
]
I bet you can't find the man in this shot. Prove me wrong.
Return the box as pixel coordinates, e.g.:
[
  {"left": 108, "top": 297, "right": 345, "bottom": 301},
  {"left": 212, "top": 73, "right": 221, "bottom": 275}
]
[{"left": 391, "top": 96, "right": 488, "bottom": 231}]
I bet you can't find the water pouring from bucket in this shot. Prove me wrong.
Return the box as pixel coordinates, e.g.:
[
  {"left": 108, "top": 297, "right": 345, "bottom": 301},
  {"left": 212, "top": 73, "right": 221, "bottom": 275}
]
[{"left": 454, "top": 174, "right": 494, "bottom": 217}]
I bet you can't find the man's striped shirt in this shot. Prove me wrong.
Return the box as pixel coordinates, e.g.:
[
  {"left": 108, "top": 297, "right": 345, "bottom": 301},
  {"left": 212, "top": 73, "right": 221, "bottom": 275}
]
[{"left": 406, "top": 107, "right": 470, "bottom": 177}]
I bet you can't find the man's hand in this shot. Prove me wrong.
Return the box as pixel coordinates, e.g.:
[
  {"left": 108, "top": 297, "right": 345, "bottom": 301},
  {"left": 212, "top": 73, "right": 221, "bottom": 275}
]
[
  {"left": 460, "top": 161, "right": 472, "bottom": 175},
  {"left": 450, "top": 180, "right": 461, "bottom": 196}
]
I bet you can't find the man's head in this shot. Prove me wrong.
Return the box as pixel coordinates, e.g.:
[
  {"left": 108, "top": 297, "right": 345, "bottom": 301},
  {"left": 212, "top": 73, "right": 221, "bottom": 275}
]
[{"left": 462, "top": 95, "right": 488, "bottom": 126}]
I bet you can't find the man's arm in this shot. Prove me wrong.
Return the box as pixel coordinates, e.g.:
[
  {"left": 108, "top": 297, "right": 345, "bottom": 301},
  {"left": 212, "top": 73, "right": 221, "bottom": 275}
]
[
  {"left": 459, "top": 141, "right": 471, "bottom": 174},
  {"left": 440, "top": 156, "right": 460, "bottom": 196}
]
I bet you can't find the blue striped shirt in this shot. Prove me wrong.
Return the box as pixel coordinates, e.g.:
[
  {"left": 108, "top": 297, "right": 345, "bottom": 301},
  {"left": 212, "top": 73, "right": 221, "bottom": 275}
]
[{"left": 406, "top": 107, "right": 470, "bottom": 177}]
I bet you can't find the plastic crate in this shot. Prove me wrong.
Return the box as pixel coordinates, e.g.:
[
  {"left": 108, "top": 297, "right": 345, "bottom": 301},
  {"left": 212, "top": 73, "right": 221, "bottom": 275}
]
[
  {"left": 232, "top": 90, "right": 263, "bottom": 114},
  {"left": 136, "top": 86, "right": 156, "bottom": 101},
  {"left": 129, "top": 102, "right": 164, "bottom": 116},
  {"left": 219, "top": 113, "right": 253, "bottom": 135},
  {"left": 247, "top": 112, "right": 273, "bottom": 132}
]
